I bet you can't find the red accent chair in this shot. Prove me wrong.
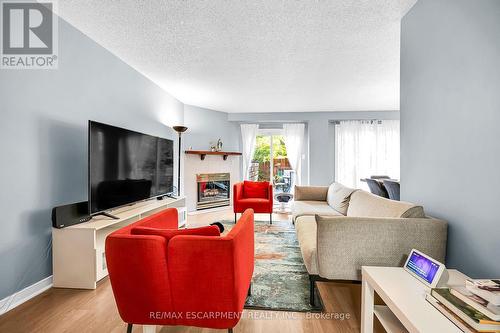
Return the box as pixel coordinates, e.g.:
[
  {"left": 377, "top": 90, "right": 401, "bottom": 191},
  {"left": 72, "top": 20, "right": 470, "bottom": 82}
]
[
  {"left": 233, "top": 181, "right": 273, "bottom": 224},
  {"left": 105, "top": 208, "right": 255, "bottom": 333}
]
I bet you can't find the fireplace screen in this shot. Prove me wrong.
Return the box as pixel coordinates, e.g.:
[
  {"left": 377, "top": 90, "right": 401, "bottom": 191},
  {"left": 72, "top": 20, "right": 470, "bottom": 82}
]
[{"left": 196, "top": 173, "right": 230, "bottom": 210}]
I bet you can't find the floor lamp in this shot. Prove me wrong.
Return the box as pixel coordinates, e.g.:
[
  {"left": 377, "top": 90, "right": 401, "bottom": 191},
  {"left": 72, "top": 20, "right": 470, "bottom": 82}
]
[{"left": 173, "top": 126, "right": 188, "bottom": 196}]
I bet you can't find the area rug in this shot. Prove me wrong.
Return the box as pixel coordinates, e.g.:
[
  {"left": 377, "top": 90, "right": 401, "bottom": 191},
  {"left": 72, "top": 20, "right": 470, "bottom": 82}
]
[{"left": 220, "top": 220, "right": 323, "bottom": 312}]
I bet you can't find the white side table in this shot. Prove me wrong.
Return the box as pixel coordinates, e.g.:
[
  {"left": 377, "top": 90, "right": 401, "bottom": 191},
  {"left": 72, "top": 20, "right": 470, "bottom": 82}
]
[
  {"left": 361, "top": 266, "right": 467, "bottom": 333},
  {"left": 274, "top": 192, "right": 293, "bottom": 213}
]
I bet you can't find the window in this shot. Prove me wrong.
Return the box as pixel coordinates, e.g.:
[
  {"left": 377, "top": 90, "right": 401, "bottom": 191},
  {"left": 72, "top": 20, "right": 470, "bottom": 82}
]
[
  {"left": 334, "top": 120, "right": 400, "bottom": 188},
  {"left": 249, "top": 132, "right": 294, "bottom": 193}
]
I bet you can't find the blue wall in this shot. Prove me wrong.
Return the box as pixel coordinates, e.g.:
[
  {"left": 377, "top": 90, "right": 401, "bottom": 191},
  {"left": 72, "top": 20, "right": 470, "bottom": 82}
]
[
  {"left": 0, "top": 18, "right": 184, "bottom": 299},
  {"left": 184, "top": 105, "right": 241, "bottom": 152},
  {"left": 401, "top": 0, "right": 500, "bottom": 277}
]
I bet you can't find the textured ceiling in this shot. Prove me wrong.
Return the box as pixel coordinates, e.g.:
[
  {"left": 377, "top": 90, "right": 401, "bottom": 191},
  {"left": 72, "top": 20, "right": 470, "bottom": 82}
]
[{"left": 57, "top": 0, "right": 417, "bottom": 113}]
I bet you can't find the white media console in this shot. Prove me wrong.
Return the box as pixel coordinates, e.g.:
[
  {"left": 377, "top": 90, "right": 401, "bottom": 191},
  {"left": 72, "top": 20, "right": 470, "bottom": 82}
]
[{"left": 52, "top": 196, "right": 186, "bottom": 289}]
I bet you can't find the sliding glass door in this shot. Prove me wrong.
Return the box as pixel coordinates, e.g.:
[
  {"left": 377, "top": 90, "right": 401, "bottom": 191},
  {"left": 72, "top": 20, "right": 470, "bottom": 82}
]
[
  {"left": 250, "top": 135, "right": 271, "bottom": 181},
  {"left": 250, "top": 132, "right": 294, "bottom": 193}
]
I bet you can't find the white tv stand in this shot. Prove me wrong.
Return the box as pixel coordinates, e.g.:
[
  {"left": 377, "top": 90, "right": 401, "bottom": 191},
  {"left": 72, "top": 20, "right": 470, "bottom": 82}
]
[{"left": 52, "top": 196, "right": 186, "bottom": 289}]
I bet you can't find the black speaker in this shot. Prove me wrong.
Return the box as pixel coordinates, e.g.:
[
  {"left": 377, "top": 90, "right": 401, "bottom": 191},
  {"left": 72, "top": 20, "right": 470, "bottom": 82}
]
[{"left": 52, "top": 201, "right": 91, "bottom": 228}]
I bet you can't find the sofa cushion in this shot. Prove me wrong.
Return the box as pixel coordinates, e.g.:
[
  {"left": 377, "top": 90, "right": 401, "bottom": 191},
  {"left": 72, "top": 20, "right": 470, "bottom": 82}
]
[
  {"left": 326, "top": 182, "right": 357, "bottom": 215},
  {"left": 235, "top": 198, "right": 272, "bottom": 213},
  {"left": 294, "top": 185, "right": 329, "bottom": 201},
  {"left": 294, "top": 215, "right": 318, "bottom": 275},
  {"left": 346, "top": 190, "right": 425, "bottom": 218},
  {"left": 292, "top": 200, "right": 342, "bottom": 222},
  {"left": 243, "top": 181, "right": 269, "bottom": 198}
]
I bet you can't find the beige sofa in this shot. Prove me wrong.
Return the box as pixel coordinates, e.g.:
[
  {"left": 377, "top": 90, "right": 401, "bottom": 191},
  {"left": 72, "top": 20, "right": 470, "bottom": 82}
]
[{"left": 292, "top": 183, "right": 448, "bottom": 306}]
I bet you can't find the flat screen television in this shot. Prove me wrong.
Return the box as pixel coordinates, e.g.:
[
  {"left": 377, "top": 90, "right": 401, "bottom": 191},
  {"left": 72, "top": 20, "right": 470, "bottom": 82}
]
[{"left": 88, "top": 121, "right": 174, "bottom": 215}]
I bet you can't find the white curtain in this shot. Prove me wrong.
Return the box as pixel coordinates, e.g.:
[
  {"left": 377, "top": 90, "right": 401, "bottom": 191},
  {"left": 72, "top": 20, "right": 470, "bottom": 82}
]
[
  {"left": 240, "top": 124, "right": 259, "bottom": 180},
  {"left": 335, "top": 120, "right": 400, "bottom": 188},
  {"left": 283, "top": 123, "right": 305, "bottom": 185}
]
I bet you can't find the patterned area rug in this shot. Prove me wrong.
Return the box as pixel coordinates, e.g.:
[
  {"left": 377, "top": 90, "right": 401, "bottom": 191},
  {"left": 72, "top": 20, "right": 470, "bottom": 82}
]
[{"left": 221, "top": 220, "right": 323, "bottom": 312}]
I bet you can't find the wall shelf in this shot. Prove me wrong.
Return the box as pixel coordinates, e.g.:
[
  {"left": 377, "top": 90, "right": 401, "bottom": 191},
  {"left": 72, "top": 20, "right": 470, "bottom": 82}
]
[{"left": 185, "top": 150, "right": 242, "bottom": 160}]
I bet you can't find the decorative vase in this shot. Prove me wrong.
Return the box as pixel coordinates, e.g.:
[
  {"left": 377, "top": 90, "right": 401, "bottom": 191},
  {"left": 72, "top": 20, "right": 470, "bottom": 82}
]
[{"left": 216, "top": 138, "right": 223, "bottom": 151}]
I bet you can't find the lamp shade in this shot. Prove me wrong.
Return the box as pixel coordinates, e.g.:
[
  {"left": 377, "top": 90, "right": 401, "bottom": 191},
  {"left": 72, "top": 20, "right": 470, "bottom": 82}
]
[{"left": 173, "top": 126, "right": 188, "bottom": 133}]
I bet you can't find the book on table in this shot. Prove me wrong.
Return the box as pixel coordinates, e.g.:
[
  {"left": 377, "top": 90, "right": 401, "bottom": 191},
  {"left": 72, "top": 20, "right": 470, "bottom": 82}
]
[
  {"left": 467, "top": 280, "right": 500, "bottom": 292},
  {"left": 451, "top": 286, "right": 500, "bottom": 321},
  {"left": 426, "top": 293, "right": 478, "bottom": 333},
  {"left": 429, "top": 288, "right": 500, "bottom": 332},
  {"left": 466, "top": 280, "right": 500, "bottom": 306}
]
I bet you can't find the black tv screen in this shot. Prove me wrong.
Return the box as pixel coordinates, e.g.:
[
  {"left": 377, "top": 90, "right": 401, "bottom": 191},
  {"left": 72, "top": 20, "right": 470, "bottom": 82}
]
[{"left": 88, "top": 121, "right": 174, "bottom": 214}]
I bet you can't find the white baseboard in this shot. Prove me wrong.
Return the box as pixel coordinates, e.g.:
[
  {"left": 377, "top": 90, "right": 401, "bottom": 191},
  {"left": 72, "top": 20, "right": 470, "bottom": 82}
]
[{"left": 0, "top": 276, "right": 53, "bottom": 316}]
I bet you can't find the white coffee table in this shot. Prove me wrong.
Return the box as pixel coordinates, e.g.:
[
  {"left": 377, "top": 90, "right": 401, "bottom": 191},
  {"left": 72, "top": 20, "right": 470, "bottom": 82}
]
[{"left": 361, "top": 266, "right": 467, "bottom": 333}]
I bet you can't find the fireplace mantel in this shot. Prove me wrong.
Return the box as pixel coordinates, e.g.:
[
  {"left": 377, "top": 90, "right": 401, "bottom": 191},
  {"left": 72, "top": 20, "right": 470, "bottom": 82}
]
[
  {"left": 184, "top": 151, "right": 241, "bottom": 212},
  {"left": 185, "top": 150, "right": 242, "bottom": 161}
]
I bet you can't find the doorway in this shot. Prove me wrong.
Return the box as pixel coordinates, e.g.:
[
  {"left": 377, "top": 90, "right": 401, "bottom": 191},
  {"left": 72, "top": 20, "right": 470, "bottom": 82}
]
[{"left": 249, "top": 130, "right": 295, "bottom": 194}]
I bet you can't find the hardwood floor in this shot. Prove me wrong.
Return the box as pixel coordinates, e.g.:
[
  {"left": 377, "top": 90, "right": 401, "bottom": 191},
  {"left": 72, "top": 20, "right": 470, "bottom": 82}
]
[{"left": 0, "top": 208, "right": 385, "bottom": 333}]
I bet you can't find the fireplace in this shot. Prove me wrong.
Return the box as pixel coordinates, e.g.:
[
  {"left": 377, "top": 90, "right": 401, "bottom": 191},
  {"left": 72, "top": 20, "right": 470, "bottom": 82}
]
[{"left": 196, "top": 173, "right": 230, "bottom": 210}]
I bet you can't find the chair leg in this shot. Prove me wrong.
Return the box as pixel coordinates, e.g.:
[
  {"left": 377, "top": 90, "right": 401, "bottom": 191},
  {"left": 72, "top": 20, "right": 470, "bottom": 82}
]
[
  {"left": 247, "top": 282, "right": 252, "bottom": 297},
  {"left": 127, "top": 324, "right": 133, "bottom": 333},
  {"left": 228, "top": 329, "right": 233, "bottom": 333},
  {"left": 309, "top": 275, "right": 316, "bottom": 307},
  {"left": 234, "top": 213, "right": 237, "bottom": 223},
  {"left": 270, "top": 213, "right": 272, "bottom": 225}
]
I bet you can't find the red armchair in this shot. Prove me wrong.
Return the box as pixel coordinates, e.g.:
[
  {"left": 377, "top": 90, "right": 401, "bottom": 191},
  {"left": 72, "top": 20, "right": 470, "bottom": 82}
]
[
  {"left": 233, "top": 181, "right": 273, "bottom": 224},
  {"left": 105, "top": 208, "right": 255, "bottom": 333}
]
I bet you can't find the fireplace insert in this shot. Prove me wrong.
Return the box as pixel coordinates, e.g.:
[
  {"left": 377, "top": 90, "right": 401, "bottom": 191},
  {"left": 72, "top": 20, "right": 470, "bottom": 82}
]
[{"left": 196, "top": 173, "right": 230, "bottom": 210}]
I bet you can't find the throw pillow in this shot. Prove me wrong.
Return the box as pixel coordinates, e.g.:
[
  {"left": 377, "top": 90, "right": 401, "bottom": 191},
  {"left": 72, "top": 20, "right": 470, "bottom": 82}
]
[
  {"left": 243, "top": 181, "right": 269, "bottom": 198},
  {"left": 326, "top": 182, "right": 357, "bottom": 215}
]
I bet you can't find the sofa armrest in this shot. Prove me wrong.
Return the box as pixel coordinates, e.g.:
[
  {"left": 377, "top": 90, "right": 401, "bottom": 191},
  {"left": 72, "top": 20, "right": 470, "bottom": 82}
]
[
  {"left": 315, "top": 215, "right": 448, "bottom": 280},
  {"left": 234, "top": 182, "right": 244, "bottom": 200},
  {"left": 267, "top": 183, "right": 274, "bottom": 207},
  {"left": 233, "top": 182, "right": 244, "bottom": 212},
  {"left": 294, "top": 185, "right": 329, "bottom": 201}
]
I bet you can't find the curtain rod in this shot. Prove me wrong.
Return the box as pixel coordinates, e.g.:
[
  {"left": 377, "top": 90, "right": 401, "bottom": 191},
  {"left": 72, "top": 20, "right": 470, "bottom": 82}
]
[
  {"left": 331, "top": 119, "right": 385, "bottom": 125},
  {"left": 239, "top": 122, "right": 306, "bottom": 129}
]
